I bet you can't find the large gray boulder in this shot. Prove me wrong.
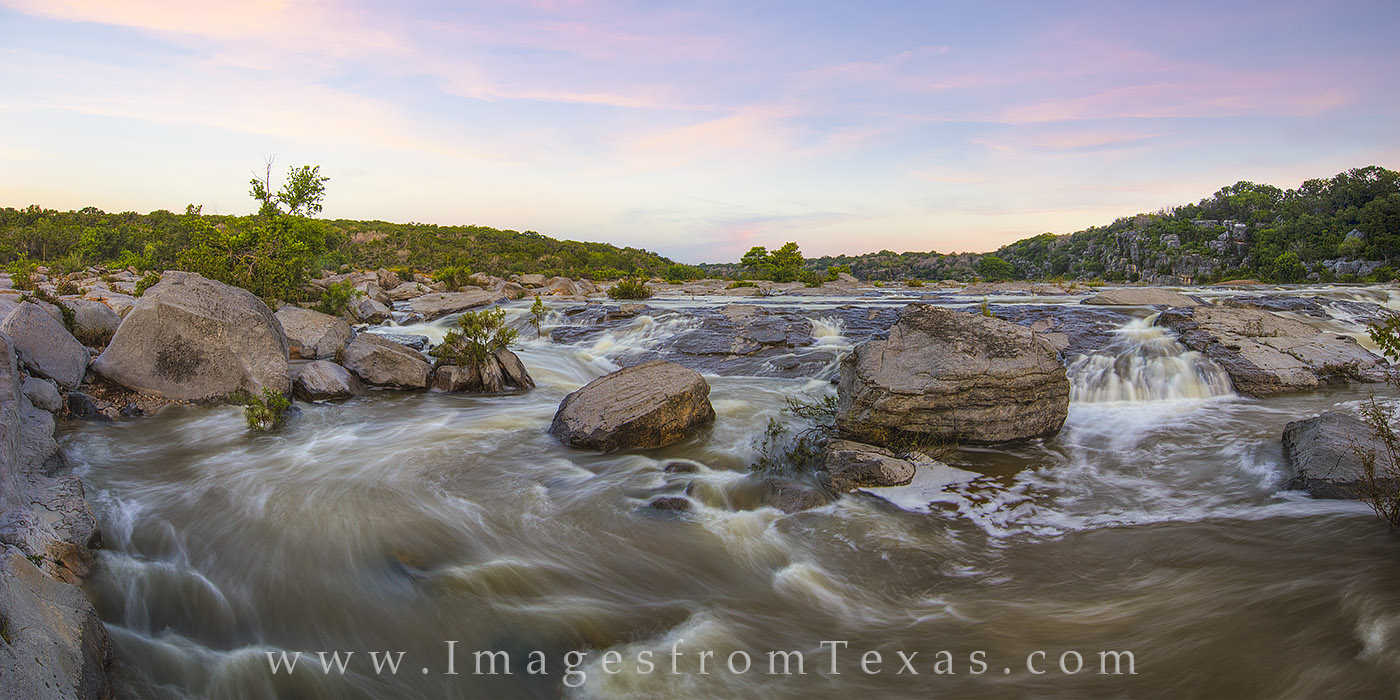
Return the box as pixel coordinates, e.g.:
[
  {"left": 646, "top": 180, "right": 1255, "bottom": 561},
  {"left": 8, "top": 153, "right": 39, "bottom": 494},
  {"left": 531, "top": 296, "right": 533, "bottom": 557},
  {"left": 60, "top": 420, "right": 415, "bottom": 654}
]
[
  {"left": 275, "top": 306, "right": 352, "bottom": 360},
  {"left": 836, "top": 304, "right": 1069, "bottom": 445},
  {"left": 0, "top": 551, "right": 113, "bottom": 700},
  {"left": 821, "top": 439, "right": 918, "bottom": 492},
  {"left": 91, "top": 272, "right": 290, "bottom": 401},
  {"left": 1, "top": 302, "right": 89, "bottom": 389},
  {"left": 57, "top": 298, "right": 121, "bottom": 346},
  {"left": 1156, "top": 306, "right": 1386, "bottom": 395},
  {"left": 293, "top": 360, "right": 363, "bottom": 401},
  {"left": 1282, "top": 411, "right": 1393, "bottom": 499},
  {"left": 341, "top": 335, "right": 431, "bottom": 389},
  {"left": 347, "top": 296, "right": 392, "bottom": 324},
  {"left": 406, "top": 290, "right": 504, "bottom": 320},
  {"left": 550, "top": 360, "right": 715, "bottom": 451},
  {"left": 1082, "top": 288, "right": 1202, "bottom": 307}
]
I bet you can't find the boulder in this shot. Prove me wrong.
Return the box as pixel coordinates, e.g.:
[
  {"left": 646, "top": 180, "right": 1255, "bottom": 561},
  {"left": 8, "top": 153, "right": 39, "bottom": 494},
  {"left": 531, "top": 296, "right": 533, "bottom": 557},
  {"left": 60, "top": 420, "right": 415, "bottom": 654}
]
[
  {"left": 430, "top": 350, "right": 533, "bottom": 393},
  {"left": 348, "top": 296, "right": 392, "bottom": 324},
  {"left": 375, "top": 268, "right": 402, "bottom": 290},
  {"left": 1082, "top": 288, "right": 1202, "bottom": 307},
  {"left": 544, "top": 276, "right": 579, "bottom": 296},
  {"left": 388, "top": 282, "right": 432, "bottom": 302},
  {"left": 835, "top": 304, "right": 1069, "bottom": 445},
  {"left": 494, "top": 349, "right": 535, "bottom": 389},
  {"left": 293, "top": 360, "right": 363, "bottom": 401},
  {"left": 21, "top": 377, "right": 62, "bottom": 414},
  {"left": 1155, "top": 306, "right": 1387, "bottom": 395},
  {"left": 0, "top": 551, "right": 113, "bottom": 700},
  {"left": 1282, "top": 411, "right": 1392, "bottom": 499},
  {"left": 91, "top": 272, "right": 290, "bottom": 401},
  {"left": 341, "top": 335, "right": 431, "bottom": 389},
  {"left": 275, "top": 306, "right": 352, "bottom": 360},
  {"left": 821, "top": 439, "right": 918, "bottom": 492},
  {"left": 57, "top": 298, "right": 122, "bottom": 346},
  {"left": 550, "top": 360, "right": 715, "bottom": 451},
  {"left": 767, "top": 480, "right": 831, "bottom": 513},
  {"left": 518, "top": 274, "right": 547, "bottom": 288},
  {"left": 369, "top": 332, "right": 430, "bottom": 351},
  {"left": 1, "top": 302, "right": 90, "bottom": 389},
  {"left": 406, "top": 290, "right": 504, "bottom": 321}
]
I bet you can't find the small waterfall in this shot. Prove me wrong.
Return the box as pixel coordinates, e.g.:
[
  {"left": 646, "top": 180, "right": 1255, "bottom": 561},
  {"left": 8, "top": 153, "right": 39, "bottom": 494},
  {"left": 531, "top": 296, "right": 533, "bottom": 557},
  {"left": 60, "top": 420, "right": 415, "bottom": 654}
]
[{"left": 1068, "top": 315, "right": 1234, "bottom": 402}]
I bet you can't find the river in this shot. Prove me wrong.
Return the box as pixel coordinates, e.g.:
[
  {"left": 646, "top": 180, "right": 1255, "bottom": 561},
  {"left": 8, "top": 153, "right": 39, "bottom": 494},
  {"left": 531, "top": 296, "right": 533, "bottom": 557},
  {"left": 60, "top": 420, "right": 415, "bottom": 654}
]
[{"left": 61, "top": 285, "right": 1400, "bottom": 698}]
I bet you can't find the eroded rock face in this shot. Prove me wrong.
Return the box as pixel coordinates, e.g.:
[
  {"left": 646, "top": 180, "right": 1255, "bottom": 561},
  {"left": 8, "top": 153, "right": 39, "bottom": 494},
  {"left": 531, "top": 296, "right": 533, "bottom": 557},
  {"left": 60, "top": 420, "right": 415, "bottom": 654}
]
[
  {"left": 836, "top": 304, "right": 1069, "bottom": 445},
  {"left": 1155, "top": 306, "right": 1386, "bottom": 396},
  {"left": 430, "top": 350, "right": 533, "bottom": 394},
  {"left": 293, "top": 360, "right": 363, "bottom": 401},
  {"left": 341, "top": 335, "right": 431, "bottom": 389},
  {"left": 275, "top": 306, "right": 352, "bottom": 360},
  {"left": 0, "top": 332, "right": 112, "bottom": 698},
  {"left": 1, "top": 302, "right": 89, "bottom": 389},
  {"left": 1082, "top": 288, "right": 1203, "bottom": 307},
  {"left": 406, "top": 291, "right": 504, "bottom": 321},
  {"left": 550, "top": 360, "right": 715, "bottom": 451},
  {"left": 91, "top": 272, "right": 290, "bottom": 401},
  {"left": 1282, "top": 411, "right": 1390, "bottom": 499}
]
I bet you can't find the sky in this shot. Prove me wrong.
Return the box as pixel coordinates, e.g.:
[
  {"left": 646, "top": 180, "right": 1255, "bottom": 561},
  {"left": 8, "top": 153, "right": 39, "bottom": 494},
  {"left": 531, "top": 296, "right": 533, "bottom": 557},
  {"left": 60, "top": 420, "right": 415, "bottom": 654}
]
[{"left": 2, "top": 1, "right": 1399, "bottom": 263}]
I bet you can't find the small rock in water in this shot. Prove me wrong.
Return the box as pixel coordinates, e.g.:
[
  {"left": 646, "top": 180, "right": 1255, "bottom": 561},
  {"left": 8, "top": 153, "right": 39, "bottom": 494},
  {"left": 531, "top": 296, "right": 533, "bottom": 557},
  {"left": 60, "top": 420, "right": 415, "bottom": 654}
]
[
  {"left": 372, "top": 332, "right": 430, "bottom": 351},
  {"left": 663, "top": 460, "right": 702, "bottom": 474},
  {"left": 648, "top": 496, "right": 692, "bottom": 512}
]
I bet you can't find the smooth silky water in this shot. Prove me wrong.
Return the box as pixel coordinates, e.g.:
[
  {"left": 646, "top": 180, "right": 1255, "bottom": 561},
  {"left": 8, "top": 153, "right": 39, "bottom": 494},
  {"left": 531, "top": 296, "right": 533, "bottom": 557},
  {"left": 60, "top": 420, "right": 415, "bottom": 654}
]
[{"left": 62, "top": 289, "right": 1400, "bottom": 698}]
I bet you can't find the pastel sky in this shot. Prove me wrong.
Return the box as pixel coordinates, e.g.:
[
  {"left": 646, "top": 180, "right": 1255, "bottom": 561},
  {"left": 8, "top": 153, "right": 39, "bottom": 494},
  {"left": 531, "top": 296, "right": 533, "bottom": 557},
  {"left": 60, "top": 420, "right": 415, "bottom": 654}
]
[{"left": 3, "top": 1, "right": 1398, "bottom": 263}]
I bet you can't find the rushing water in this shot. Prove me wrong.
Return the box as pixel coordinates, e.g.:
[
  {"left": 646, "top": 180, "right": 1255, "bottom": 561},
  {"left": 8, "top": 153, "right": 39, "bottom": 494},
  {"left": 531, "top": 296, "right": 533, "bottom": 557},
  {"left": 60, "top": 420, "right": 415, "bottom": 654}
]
[{"left": 63, "top": 288, "right": 1400, "bottom": 699}]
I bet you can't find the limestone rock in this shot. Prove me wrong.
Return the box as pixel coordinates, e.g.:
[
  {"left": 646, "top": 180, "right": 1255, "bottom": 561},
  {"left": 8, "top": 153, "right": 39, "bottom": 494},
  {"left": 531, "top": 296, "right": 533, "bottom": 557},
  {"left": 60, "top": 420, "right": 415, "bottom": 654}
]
[
  {"left": 406, "top": 291, "right": 503, "bottom": 320},
  {"left": 821, "top": 439, "right": 918, "bottom": 492},
  {"left": 1283, "top": 411, "right": 1391, "bottom": 499},
  {"left": 835, "top": 304, "right": 1069, "bottom": 445},
  {"left": 1155, "top": 306, "right": 1386, "bottom": 395},
  {"left": 550, "top": 360, "right": 715, "bottom": 451},
  {"left": 1082, "top": 288, "right": 1203, "bottom": 307},
  {"left": 1, "top": 302, "right": 90, "bottom": 389},
  {"left": 91, "top": 272, "right": 290, "bottom": 401},
  {"left": 275, "top": 306, "right": 352, "bottom": 360},
  {"left": 292, "top": 360, "right": 363, "bottom": 401},
  {"left": 341, "top": 335, "right": 431, "bottom": 389}
]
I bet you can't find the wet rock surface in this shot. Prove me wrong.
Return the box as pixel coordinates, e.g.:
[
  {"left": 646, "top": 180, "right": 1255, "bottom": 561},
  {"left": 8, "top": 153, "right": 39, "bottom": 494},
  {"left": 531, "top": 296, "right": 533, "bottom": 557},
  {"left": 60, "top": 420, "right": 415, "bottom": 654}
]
[
  {"left": 1155, "top": 305, "right": 1387, "bottom": 395},
  {"left": 1282, "top": 411, "right": 1391, "bottom": 499},
  {"left": 836, "top": 304, "right": 1070, "bottom": 445},
  {"left": 550, "top": 360, "right": 715, "bottom": 452}
]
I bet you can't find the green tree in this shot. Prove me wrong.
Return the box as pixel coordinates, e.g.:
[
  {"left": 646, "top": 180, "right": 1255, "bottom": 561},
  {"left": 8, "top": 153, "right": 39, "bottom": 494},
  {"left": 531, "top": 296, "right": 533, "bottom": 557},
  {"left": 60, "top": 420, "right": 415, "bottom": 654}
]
[
  {"left": 250, "top": 160, "right": 330, "bottom": 217},
  {"left": 1270, "top": 251, "right": 1306, "bottom": 283},
  {"left": 976, "top": 255, "right": 1016, "bottom": 281}
]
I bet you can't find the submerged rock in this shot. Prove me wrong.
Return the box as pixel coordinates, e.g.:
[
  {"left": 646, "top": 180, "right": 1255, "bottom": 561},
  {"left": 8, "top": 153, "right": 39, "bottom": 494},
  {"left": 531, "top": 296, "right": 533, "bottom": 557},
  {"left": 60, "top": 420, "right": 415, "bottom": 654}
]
[
  {"left": 293, "top": 360, "right": 363, "bottom": 401},
  {"left": 550, "top": 360, "right": 715, "bottom": 452},
  {"left": 1155, "top": 306, "right": 1386, "bottom": 395},
  {"left": 836, "top": 304, "right": 1069, "bottom": 445},
  {"left": 1282, "top": 411, "right": 1393, "bottom": 499},
  {"left": 341, "top": 334, "right": 432, "bottom": 389},
  {"left": 767, "top": 480, "right": 832, "bottom": 513},
  {"left": 276, "top": 306, "right": 353, "bottom": 360},
  {"left": 1, "top": 302, "right": 90, "bottom": 389},
  {"left": 91, "top": 272, "right": 291, "bottom": 401}
]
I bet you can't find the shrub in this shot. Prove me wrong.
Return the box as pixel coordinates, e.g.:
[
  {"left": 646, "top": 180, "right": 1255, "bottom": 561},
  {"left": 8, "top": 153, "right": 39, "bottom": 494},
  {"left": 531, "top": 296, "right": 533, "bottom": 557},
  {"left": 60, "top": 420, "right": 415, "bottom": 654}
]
[
  {"left": 430, "top": 307, "right": 518, "bottom": 369},
  {"left": 530, "top": 294, "right": 546, "bottom": 338},
  {"left": 1356, "top": 316, "right": 1400, "bottom": 530},
  {"left": 55, "top": 279, "right": 82, "bottom": 296},
  {"left": 608, "top": 277, "right": 652, "bottom": 300},
  {"left": 134, "top": 272, "right": 161, "bottom": 297},
  {"left": 393, "top": 267, "right": 415, "bottom": 281},
  {"left": 434, "top": 265, "right": 473, "bottom": 290},
  {"left": 799, "top": 269, "right": 823, "bottom": 287},
  {"left": 316, "top": 281, "right": 360, "bottom": 316},
  {"left": 726, "top": 280, "right": 757, "bottom": 289},
  {"left": 240, "top": 387, "right": 291, "bottom": 432},
  {"left": 8, "top": 263, "right": 36, "bottom": 291},
  {"left": 906, "top": 279, "right": 925, "bottom": 287}
]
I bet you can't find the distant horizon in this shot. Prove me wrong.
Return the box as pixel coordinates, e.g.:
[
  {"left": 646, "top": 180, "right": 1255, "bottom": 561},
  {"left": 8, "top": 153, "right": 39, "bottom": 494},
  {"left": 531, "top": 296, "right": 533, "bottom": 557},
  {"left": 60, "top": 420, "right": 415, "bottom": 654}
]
[{"left": 3, "top": 1, "right": 1398, "bottom": 264}]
